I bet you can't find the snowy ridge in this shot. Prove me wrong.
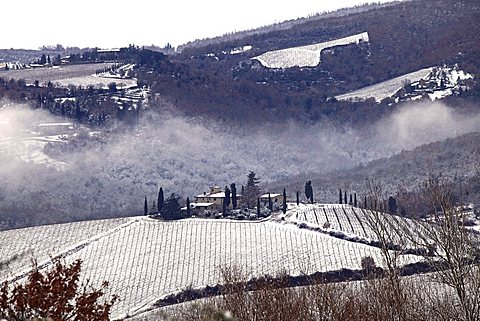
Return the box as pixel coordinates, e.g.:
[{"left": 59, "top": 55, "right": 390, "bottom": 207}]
[
  {"left": 253, "top": 32, "right": 369, "bottom": 68},
  {"left": 0, "top": 206, "right": 422, "bottom": 319}
]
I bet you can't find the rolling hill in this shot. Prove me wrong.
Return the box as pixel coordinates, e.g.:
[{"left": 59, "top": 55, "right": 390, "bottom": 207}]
[{"left": 0, "top": 204, "right": 425, "bottom": 320}]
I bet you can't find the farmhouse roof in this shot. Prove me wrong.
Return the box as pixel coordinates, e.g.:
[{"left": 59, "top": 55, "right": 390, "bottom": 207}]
[{"left": 260, "top": 193, "right": 281, "bottom": 199}]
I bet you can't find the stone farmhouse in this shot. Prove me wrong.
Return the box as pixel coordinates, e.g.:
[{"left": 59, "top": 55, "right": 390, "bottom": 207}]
[{"left": 183, "top": 186, "right": 284, "bottom": 216}]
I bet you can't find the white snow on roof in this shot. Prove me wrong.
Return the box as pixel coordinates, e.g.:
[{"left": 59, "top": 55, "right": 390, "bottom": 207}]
[
  {"left": 37, "top": 122, "right": 74, "bottom": 127},
  {"left": 196, "top": 192, "right": 226, "bottom": 198},
  {"left": 97, "top": 48, "right": 121, "bottom": 53},
  {"left": 260, "top": 193, "right": 282, "bottom": 198},
  {"left": 230, "top": 45, "right": 253, "bottom": 55},
  {"left": 191, "top": 202, "right": 215, "bottom": 207}
]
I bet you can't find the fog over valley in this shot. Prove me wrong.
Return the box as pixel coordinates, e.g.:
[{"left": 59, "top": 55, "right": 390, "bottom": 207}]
[{"left": 1, "top": 99, "right": 479, "bottom": 229}]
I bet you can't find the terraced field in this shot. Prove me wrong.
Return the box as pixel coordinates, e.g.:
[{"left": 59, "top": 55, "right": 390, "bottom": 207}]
[{"left": 0, "top": 206, "right": 423, "bottom": 319}]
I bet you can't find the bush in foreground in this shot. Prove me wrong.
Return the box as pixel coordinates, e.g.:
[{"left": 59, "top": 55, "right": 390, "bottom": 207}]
[{"left": 0, "top": 260, "right": 118, "bottom": 321}]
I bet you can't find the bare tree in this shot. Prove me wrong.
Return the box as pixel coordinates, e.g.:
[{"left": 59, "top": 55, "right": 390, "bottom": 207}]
[{"left": 405, "top": 176, "right": 480, "bottom": 321}]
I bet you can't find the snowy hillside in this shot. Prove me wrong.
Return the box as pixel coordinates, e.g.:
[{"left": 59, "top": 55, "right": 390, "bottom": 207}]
[
  {"left": 0, "top": 205, "right": 424, "bottom": 320},
  {"left": 335, "top": 65, "right": 474, "bottom": 102},
  {"left": 335, "top": 68, "right": 432, "bottom": 102},
  {"left": 253, "top": 32, "right": 369, "bottom": 68},
  {"left": 288, "top": 204, "right": 429, "bottom": 249}
]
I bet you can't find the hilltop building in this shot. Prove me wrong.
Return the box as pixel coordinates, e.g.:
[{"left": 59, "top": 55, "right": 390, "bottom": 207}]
[{"left": 259, "top": 193, "right": 284, "bottom": 210}]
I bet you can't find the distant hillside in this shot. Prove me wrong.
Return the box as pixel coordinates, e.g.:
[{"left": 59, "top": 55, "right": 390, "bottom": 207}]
[
  {"left": 270, "top": 131, "right": 480, "bottom": 207},
  {"left": 176, "top": 2, "right": 398, "bottom": 52},
  {"left": 138, "top": 0, "right": 480, "bottom": 124}
]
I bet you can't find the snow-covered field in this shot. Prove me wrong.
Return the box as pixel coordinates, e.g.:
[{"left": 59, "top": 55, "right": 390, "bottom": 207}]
[
  {"left": 287, "top": 203, "right": 429, "bottom": 249},
  {"left": 335, "top": 65, "right": 473, "bottom": 102},
  {"left": 0, "top": 205, "right": 422, "bottom": 319},
  {"left": 0, "top": 63, "right": 137, "bottom": 89},
  {"left": 253, "top": 32, "right": 369, "bottom": 68},
  {"left": 335, "top": 68, "right": 432, "bottom": 102}
]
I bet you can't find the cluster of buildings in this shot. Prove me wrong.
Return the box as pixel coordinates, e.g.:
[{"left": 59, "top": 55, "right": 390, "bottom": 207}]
[{"left": 183, "top": 186, "right": 285, "bottom": 216}]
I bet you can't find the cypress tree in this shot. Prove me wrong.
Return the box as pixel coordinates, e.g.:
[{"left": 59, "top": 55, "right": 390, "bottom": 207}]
[
  {"left": 305, "top": 181, "right": 310, "bottom": 202},
  {"left": 305, "top": 181, "right": 313, "bottom": 204},
  {"left": 144, "top": 196, "right": 148, "bottom": 216},
  {"left": 257, "top": 197, "right": 261, "bottom": 217},
  {"left": 388, "top": 196, "right": 397, "bottom": 214},
  {"left": 224, "top": 186, "right": 231, "bottom": 208},
  {"left": 157, "top": 187, "right": 164, "bottom": 214},
  {"left": 364, "top": 196, "right": 368, "bottom": 209},
  {"left": 339, "top": 189, "right": 343, "bottom": 204},
  {"left": 354, "top": 193, "right": 357, "bottom": 207},
  {"left": 282, "top": 188, "right": 287, "bottom": 214},
  {"left": 309, "top": 183, "right": 314, "bottom": 204},
  {"left": 344, "top": 191, "right": 347, "bottom": 205},
  {"left": 349, "top": 194, "right": 353, "bottom": 205},
  {"left": 186, "top": 197, "right": 191, "bottom": 217},
  {"left": 268, "top": 193, "right": 273, "bottom": 211},
  {"left": 222, "top": 197, "right": 226, "bottom": 216},
  {"left": 296, "top": 191, "right": 299, "bottom": 206},
  {"left": 231, "top": 183, "right": 237, "bottom": 209}
]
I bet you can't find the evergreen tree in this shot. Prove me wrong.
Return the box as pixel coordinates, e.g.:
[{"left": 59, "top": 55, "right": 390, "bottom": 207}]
[
  {"left": 268, "top": 193, "right": 273, "bottom": 211},
  {"left": 40, "top": 54, "right": 47, "bottom": 64},
  {"left": 231, "top": 183, "right": 237, "bottom": 209},
  {"left": 349, "top": 194, "right": 353, "bottom": 205},
  {"left": 296, "top": 191, "right": 299, "bottom": 206},
  {"left": 344, "top": 191, "right": 347, "bottom": 205},
  {"left": 305, "top": 181, "right": 313, "bottom": 204},
  {"left": 157, "top": 187, "right": 164, "bottom": 214},
  {"left": 162, "top": 193, "right": 182, "bottom": 219},
  {"left": 144, "top": 196, "right": 148, "bottom": 216},
  {"left": 339, "top": 189, "right": 343, "bottom": 204},
  {"left": 354, "top": 193, "right": 357, "bottom": 207},
  {"left": 186, "top": 197, "right": 191, "bottom": 217},
  {"left": 305, "top": 181, "right": 310, "bottom": 202},
  {"left": 150, "top": 201, "right": 157, "bottom": 215},
  {"left": 388, "top": 196, "right": 397, "bottom": 214},
  {"left": 224, "top": 186, "right": 231, "bottom": 208},
  {"left": 222, "top": 196, "right": 226, "bottom": 216},
  {"left": 257, "top": 197, "right": 261, "bottom": 217},
  {"left": 244, "top": 171, "right": 260, "bottom": 209},
  {"left": 282, "top": 188, "right": 287, "bottom": 214},
  {"left": 364, "top": 195, "right": 368, "bottom": 209}
]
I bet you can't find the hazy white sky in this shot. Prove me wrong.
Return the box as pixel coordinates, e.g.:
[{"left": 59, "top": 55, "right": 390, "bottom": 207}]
[{"left": 3, "top": 0, "right": 393, "bottom": 50}]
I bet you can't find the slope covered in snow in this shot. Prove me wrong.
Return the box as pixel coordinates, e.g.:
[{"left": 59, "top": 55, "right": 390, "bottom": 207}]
[
  {"left": 335, "top": 68, "right": 432, "bottom": 102},
  {"left": 253, "top": 32, "right": 369, "bottom": 68},
  {"left": 335, "top": 65, "right": 474, "bottom": 102},
  {"left": 0, "top": 205, "right": 422, "bottom": 319}
]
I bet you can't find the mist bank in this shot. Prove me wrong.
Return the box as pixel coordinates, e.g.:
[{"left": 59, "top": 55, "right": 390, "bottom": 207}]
[{"left": 0, "top": 100, "right": 479, "bottom": 229}]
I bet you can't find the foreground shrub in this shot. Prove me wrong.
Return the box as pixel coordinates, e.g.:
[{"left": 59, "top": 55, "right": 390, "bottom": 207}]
[{"left": 0, "top": 260, "right": 118, "bottom": 321}]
